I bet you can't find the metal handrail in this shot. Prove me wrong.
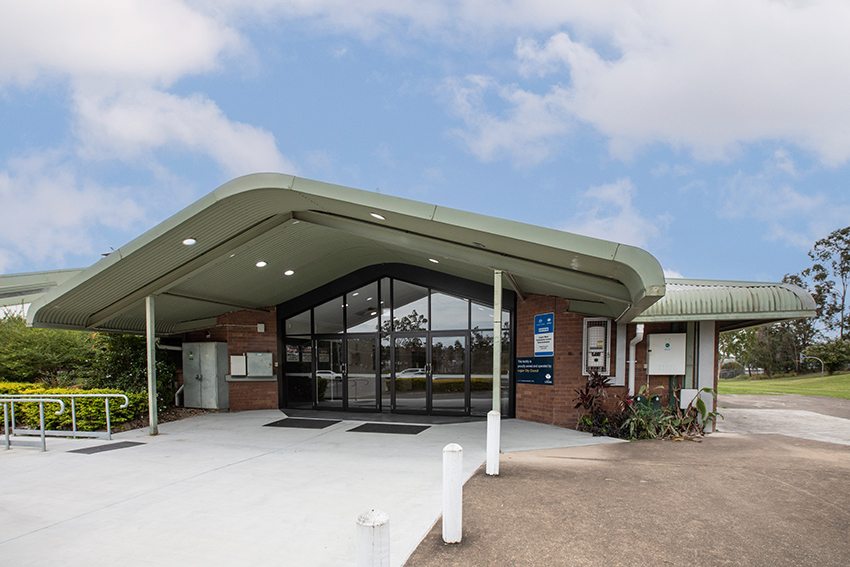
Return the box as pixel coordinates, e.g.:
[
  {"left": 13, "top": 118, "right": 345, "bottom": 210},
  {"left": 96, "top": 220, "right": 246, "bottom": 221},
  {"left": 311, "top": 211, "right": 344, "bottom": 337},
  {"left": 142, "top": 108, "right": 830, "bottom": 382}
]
[
  {"left": 0, "top": 393, "right": 129, "bottom": 449},
  {"left": 2, "top": 398, "right": 66, "bottom": 452}
]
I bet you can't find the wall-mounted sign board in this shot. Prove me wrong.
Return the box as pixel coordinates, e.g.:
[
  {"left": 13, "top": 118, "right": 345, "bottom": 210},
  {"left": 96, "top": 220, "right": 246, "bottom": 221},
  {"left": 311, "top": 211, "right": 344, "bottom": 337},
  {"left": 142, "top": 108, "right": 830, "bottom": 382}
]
[{"left": 516, "top": 357, "right": 554, "bottom": 385}]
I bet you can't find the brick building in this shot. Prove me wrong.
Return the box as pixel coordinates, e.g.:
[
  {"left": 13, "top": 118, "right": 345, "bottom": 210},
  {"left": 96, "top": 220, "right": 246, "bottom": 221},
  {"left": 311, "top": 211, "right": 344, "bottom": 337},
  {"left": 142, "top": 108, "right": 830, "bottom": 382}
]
[{"left": 23, "top": 174, "right": 816, "bottom": 428}]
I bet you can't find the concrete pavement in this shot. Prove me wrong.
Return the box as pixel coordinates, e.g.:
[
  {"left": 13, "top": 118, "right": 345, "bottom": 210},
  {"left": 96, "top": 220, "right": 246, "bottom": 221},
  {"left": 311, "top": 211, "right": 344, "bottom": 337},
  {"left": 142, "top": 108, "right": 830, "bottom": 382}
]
[{"left": 0, "top": 410, "right": 619, "bottom": 567}]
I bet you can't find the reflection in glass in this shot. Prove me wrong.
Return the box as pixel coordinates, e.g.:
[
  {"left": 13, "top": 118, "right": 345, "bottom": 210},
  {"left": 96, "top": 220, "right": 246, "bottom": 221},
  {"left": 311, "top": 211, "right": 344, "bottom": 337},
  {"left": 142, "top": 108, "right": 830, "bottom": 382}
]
[
  {"left": 347, "top": 336, "right": 377, "bottom": 410},
  {"left": 392, "top": 281, "right": 429, "bottom": 332},
  {"left": 381, "top": 333, "right": 392, "bottom": 410},
  {"left": 314, "top": 296, "right": 344, "bottom": 334},
  {"left": 394, "top": 335, "right": 427, "bottom": 411},
  {"left": 471, "top": 301, "right": 493, "bottom": 331},
  {"left": 346, "top": 282, "right": 380, "bottom": 333},
  {"left": 470, "top": 330, "right": 494, "bottom": 416},
  {"left": 431, "top": 335, "right": 467, "bottom": 413},
  {"left": 284, "top": 336, "right": 312, "bottom": 409},
  {"left": 316, "top": 338, "right": 344, "bottom": 408},
  {"left": 431, "top": 292, "right": 469, "bottom": 330},
  {"left": 285, "top": 311, "right": 311, "bottom": 336}
]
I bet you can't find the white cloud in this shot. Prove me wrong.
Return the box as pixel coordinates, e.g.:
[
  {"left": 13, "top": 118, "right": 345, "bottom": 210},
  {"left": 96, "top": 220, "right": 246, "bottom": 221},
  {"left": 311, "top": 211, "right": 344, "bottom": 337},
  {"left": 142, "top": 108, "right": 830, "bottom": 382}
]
[
  {"left": 561, "top": 177, "right": 670, "bottom": 248},
  {"left": 0, "top": 1, "right": 295, "bottom": 191},
  {"left": 73, "top": 86, "right": 295, "bottom": 178},
  {"left": 0, "top": 0, "right": 240, "bottom": 87},
  {"left": 0, "top": 152, "right": 147, "bottom": 272},
  {"left": 718, "top": 153, "right": 850, "bottom": 248},
  {"left": 663, "top": 268, "right": 684, "bottom": 280},
  {"left": 441, "top": 76, "right": 571, "bottom": 166}
]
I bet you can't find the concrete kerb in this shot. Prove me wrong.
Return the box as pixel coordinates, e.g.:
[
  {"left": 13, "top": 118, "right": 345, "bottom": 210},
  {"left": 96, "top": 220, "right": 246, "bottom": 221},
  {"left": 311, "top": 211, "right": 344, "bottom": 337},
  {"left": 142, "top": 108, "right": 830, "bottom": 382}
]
[{"left": 0, "top": 411, "right": 619, "bottom": 567}]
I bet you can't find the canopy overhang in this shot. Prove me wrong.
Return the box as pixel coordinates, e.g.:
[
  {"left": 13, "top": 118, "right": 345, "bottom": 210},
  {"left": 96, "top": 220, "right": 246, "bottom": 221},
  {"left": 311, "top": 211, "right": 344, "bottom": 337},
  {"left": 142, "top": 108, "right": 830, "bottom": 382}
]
[
  {"left": 26, "top": 173, "right": 667, "bottom": 334},
  {"left": 631, "top": 279, "right": 818, "bottom": 332}
]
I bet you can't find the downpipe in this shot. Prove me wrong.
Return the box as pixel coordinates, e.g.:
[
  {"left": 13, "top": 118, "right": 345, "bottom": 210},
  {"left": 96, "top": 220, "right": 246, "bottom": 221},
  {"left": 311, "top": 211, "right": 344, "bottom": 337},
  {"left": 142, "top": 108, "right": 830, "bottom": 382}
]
[{"left": 628, "top": 324, "right": 645, "bottom": 397}]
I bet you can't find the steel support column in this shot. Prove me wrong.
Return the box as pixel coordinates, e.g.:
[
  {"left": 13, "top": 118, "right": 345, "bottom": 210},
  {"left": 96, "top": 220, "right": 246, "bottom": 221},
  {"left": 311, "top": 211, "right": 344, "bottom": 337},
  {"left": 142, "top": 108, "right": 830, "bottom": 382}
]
[{"left": 146, "top": 295, "right": 158, "bottom": 435}]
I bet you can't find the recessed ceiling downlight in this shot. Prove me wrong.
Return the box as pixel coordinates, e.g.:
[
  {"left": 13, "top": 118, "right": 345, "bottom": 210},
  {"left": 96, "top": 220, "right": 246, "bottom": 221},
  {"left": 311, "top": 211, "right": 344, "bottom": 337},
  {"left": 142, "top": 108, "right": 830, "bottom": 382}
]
[
  {"left": 256, "top": 261, "right": 267, "bottom": 268},
  {"left": 182, "top": 238, "right": 197, "bottom": 246},
  {"left": 284, "top": 270, "right": 295, "bottom": 276},
  {"left": 429, "top": 258, "right": 440, "bottom": 264},
  {"left": 370, "top": 213, "right": 386, "bottom": 220}
]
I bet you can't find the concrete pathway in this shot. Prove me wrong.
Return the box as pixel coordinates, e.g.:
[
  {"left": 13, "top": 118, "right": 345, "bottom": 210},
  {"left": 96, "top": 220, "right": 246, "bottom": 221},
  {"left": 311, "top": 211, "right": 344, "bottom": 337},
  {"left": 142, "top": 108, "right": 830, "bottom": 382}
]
[
  {"left": 0, "top": 411, "right": 620, "bottom": 567},
  {"left": 717, "top": 394, "right": 850, "bottom": 445}
]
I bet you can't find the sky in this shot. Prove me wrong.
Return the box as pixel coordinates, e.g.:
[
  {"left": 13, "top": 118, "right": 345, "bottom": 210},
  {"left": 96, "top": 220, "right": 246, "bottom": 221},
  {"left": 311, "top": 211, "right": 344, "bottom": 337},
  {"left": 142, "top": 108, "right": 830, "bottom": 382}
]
[{"left": 1, "top": 0, "right": 849, "bottom": 285}]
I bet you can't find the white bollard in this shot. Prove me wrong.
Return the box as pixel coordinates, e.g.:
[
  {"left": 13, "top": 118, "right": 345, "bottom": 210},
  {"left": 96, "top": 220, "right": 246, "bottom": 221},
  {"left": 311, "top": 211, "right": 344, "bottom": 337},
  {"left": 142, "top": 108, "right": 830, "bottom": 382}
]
[
  {"left": 442, "top": 443, "right": 463, "bottom": 544},
  {"left": 356, "top": 509, "right": 390, "bottom": 567},
  {"left": 486, "top": 410, "right": 500, "bottom": 476}
]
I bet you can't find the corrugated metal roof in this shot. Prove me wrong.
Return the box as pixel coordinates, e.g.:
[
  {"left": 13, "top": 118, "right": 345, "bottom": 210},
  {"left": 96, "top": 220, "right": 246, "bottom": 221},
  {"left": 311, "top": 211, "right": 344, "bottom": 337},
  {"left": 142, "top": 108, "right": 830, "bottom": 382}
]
[
  {"left": 26, "top": 173, "right": 667, "bottom": 334},
  {"left": 0, "top": 269, "right": 83, "bottom": 308},
  {"left": 632, "top": 278, "right": 817, "bottom": 331}
]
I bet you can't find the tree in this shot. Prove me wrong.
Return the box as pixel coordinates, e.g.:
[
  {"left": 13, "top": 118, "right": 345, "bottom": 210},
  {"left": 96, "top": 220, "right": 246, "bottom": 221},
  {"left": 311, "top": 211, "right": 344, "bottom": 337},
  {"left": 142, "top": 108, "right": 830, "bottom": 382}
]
[
  {"left": 804, "top": 339, "right": 850, "bottom": 375},
  {"left": 84, "top": 333, "right": 177, "bottom": 410},
  {"left": 804, "top": 226, "right": 850, "bottom": 340},
  {"left": 0, "top": 311, "right": 96, "bottom": 385},
  {"left": 719, "top": 327, "right": 759, "bottom": 376}
]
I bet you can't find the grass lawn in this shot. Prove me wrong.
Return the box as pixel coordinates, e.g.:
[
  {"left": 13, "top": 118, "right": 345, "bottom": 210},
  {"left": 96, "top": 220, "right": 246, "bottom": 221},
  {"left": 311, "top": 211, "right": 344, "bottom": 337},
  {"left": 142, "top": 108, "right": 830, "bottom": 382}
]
[{"left": 718, "top": 372, "right": 850, "bottom": 400}]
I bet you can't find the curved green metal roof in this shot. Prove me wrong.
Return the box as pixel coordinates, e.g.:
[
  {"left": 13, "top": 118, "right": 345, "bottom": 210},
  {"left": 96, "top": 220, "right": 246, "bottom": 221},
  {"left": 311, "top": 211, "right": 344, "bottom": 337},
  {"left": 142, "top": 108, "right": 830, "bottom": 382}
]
[
  {"left": 27, "top": 173, "right": 666, "bottom": 334},
  {"left": 0, "top": 269, "right": 82, "bottom": 309},
  {"left": 632, "top": 278, "right": 817, "bottom": 331}
]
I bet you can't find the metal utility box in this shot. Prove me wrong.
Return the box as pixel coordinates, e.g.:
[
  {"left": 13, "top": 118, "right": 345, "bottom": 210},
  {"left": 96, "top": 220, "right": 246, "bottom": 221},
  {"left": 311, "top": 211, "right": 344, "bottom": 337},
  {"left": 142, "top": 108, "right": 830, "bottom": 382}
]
[
  {"left": 183, "top": 342, "right": 229, "bottom": 409},
  {"left": 247, "top": 352, "right": 273, "bottom": 376},
  {"left": 647, "top": 333, "right": 686, "bottom": 375}
]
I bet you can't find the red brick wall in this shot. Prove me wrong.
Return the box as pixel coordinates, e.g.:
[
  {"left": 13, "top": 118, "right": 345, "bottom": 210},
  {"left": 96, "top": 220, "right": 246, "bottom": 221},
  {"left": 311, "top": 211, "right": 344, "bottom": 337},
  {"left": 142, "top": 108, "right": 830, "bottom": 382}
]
[
  {"left": 182, "top": 308, "right": 279, "bottom": 412},
  {"left": 515, "top": 295, "right": 690, "bottom": 429}
]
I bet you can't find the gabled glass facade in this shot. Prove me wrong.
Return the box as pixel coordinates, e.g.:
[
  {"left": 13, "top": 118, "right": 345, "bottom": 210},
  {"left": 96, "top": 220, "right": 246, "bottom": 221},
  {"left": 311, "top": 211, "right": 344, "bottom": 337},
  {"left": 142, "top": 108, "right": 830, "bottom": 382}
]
[{"left": 280, "top": 268, "right": 513, "bottom": 416}]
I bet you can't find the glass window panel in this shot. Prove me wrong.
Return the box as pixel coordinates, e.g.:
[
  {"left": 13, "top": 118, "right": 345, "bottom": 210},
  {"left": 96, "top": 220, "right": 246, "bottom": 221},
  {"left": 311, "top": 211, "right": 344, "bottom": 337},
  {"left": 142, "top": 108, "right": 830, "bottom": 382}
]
[
  {"left": 285, "top": 311, "right": 311, "bottom": 336},
  {"left": 347, "top": 336, "right": 377, "bottom": 409},
  {"left": 313, "top": 295, "right": 344, "bottom": 334},
  {"left": 346, "top": 282, "right": 380, "bottom": 333},
  {"left": 470, "top": 330, "right": 494, "bottom": 416},
  {"left": 430, "top": 292, "right": 469, "bottom": 331},
  {"left": 285, "top": 337, "right": 312, "bottom": 409},
  {"left": 471, "top": 301, "right": 494, "bottom": 331},
  {"left": 392, "top": 281, "right": 429, "bottom": 332},
  {"left": 379, "top": 278, "right": 391, "bottom": 333}
]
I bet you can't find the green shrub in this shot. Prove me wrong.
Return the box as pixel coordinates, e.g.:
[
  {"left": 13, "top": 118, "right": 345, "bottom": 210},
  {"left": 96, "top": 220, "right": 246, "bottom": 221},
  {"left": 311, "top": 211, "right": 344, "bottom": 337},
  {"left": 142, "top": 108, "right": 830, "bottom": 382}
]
[{"left": 1, "top": 383, "right": 147, "bottom": 431}]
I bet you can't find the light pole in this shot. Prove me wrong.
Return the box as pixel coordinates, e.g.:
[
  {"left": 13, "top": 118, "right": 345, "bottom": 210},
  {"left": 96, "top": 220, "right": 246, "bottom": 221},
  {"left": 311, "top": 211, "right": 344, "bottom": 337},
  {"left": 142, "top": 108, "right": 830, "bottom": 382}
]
[{"left": 800, "top": 354, "right": 824, "bottom": 378}]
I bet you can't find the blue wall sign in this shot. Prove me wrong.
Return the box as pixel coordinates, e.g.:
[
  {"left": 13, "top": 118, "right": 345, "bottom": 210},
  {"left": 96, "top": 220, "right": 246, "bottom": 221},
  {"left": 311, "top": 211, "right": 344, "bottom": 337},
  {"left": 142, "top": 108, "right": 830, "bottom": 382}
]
[
  {"left": 516, "top": 357, "right": 554, "bottom": 385},
  {"left": 534, "top": 313, "right": 554, "bottom": 357}
]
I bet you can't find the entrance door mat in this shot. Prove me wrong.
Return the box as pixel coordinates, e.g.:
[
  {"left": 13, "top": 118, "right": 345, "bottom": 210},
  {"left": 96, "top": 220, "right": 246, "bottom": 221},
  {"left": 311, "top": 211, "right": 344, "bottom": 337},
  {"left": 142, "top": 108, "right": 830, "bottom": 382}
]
[
  {"left": 69, "top": 441, "right": 145, "bottom": 454},
  {"left": 264, "top": 418, "right": 341, "bottom": 429},
  {"left": 347, "top": 423, "right": 429, "bottom": 435}
]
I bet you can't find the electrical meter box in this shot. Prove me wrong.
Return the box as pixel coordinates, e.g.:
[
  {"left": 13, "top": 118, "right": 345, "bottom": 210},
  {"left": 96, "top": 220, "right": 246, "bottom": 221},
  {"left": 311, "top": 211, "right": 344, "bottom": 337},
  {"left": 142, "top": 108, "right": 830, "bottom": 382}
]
[
  {"left": 247, "top": 352, "right": 273, "bottom": 376},
  {"left": 182, "top": 342, "right": 229, "bottom": 409},
  {"left": 647, "top": 333, "right": 686, "bottom": 375}
]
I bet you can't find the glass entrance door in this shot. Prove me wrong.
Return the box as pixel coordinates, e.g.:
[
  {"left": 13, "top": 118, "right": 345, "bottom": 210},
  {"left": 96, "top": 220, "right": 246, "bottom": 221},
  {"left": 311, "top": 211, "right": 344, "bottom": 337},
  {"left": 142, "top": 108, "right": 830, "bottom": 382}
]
[
  {"left": 430, "top": 335, "right": 467, "bottom": 413},
  {"left": 393, "top": 334, "right": 427, "bottom": 412},
  {"left": 315, "top": 337, "right": 344, "bottom": 409},
  {"left": 347, "top": 336, "right": 378, "bottom": 410}
]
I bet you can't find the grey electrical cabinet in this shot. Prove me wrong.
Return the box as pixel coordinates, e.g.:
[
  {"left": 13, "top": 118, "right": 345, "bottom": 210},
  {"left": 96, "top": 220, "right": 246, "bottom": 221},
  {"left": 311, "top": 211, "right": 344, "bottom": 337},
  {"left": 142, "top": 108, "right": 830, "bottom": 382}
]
[{"left": 182, "top": 342, "right": 229, "bottom": 409}]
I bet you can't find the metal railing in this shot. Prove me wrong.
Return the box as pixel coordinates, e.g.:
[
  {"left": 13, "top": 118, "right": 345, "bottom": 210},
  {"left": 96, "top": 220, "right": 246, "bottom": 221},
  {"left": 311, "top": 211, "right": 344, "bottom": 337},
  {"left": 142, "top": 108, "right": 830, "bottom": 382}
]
[
  {"left": 2, "top": 397, "right": 66, "bottom": 452},
  {"left": 1, "top": 393, "right": 129, "bottom": 451}
]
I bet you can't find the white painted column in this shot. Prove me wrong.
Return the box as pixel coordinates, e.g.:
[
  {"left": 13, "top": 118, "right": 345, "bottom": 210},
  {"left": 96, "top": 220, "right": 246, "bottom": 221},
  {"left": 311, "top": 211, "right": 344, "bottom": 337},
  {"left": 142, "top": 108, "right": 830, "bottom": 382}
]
[
  {"left": 145, "top": 295, "right": 158, "bottom": 436},
  {"left": 442, "top": 443, "right": 463, "bottom": 543},
  {"left": 492, "top": 269, "right": 503, "bottom": 412},
  {"left": 356, "top": 509, "right": 390, "bottom": 567},
  {"left": 698, "top": 321, "right": 717, "bottom": 425},
  {"left": 487, "top": 270, "right": 502, "bottom": 476},
  {"left": 486, "top": 410, "right": 500, "bottom": 476}
]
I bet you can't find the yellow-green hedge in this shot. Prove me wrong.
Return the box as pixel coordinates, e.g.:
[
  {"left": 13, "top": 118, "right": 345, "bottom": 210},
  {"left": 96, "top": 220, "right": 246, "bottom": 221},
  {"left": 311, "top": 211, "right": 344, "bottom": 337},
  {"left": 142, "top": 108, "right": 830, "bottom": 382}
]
[{"left": 0, "top": 383, "right": 146, "bottom": 431}]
